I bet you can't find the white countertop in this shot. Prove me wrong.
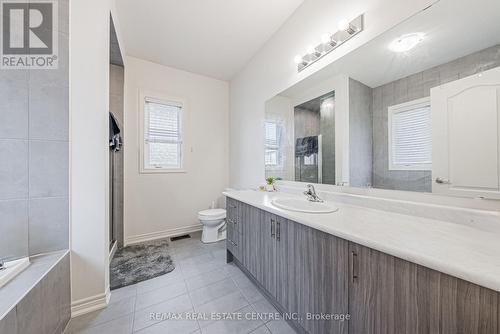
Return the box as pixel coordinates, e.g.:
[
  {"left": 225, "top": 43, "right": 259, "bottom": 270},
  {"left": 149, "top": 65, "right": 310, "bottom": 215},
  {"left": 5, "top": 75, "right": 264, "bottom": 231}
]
[{"left": 224, "top": 190, "right": 500, "bottom": 293}]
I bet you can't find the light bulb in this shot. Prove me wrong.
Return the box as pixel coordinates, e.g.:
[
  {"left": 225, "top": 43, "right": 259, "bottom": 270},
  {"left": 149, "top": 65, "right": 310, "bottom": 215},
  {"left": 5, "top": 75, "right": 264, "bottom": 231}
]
[
  {"left": 306, "top": 45, "right": 315, "bottom": 55},
  {"left": 294, "top": 55, "right": 303, "bottom": 64},
  {"left": 337, "top": 19, "right": 350, "bottom": 31},
  {"left": 321, "top": 33, "right": 331, "bottom": 44}
]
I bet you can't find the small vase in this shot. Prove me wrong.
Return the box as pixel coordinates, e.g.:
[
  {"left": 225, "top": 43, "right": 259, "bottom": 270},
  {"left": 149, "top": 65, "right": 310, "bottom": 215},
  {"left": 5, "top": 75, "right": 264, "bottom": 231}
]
[{"left": 266, "top": 184, "right": 274, "bottom": 192}]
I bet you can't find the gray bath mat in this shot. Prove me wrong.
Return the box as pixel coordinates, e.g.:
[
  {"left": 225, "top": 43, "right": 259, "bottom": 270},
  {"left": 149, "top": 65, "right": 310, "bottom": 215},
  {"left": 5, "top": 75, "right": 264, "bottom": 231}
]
[{"left": 110, "top": 238, "right": 175, "bottom": 290}]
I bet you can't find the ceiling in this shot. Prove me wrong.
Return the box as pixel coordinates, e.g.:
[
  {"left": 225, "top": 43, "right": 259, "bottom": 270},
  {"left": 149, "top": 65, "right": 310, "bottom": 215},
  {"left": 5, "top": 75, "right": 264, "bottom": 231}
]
[
  {"left": 115, "top": 0, "right": 304, "bottom": 81},
  {"left": 281, "top": 0, "right": 500, "bottom": 97}
]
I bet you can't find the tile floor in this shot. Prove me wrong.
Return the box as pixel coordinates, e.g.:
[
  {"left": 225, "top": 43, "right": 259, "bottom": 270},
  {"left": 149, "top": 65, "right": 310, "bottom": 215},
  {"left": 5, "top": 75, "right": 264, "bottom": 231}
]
[{"left": 64, "top": 232, "right": 295, "bottom": 334}]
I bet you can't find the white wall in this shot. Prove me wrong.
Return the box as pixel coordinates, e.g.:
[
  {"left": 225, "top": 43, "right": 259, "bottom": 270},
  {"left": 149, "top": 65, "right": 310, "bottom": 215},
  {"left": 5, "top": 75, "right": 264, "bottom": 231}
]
[
  {"left": 70, "top": 0, "right": 126, "bottom": 316},
  {"left": 229, "top": 0, "right": 437, "bottom": 189},
  {"left": 70, "top": 0, "right": 110, "bottom": 313},
  {"left": 124, "top": 57, "right": 229, "bottom": 244}
]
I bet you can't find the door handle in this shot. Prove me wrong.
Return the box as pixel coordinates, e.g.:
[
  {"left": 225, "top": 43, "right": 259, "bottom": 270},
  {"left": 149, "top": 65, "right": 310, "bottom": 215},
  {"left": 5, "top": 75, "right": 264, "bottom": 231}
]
[
  {"left": 276, "top": 221, "right": 280, "bottom": 241},
  {"left": 435, "top": 177, "right": 451, "bottom": 184},
  {"left": 270, "top": 219, "right": 275, "bottom": 238},
  {"left": 351, "top": 251, "right": 358, "bottom": 282}
]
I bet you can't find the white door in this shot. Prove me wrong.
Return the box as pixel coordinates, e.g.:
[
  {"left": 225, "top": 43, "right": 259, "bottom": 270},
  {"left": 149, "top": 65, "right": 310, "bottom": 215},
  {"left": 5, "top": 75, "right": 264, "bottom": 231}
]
[{"left": 431, "top": 66, "right": 500, "bottom": 199}]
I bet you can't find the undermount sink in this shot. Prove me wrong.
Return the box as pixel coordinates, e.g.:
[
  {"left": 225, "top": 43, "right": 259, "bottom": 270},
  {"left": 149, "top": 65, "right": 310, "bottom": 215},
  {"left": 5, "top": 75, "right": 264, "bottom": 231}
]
[{"left": 271, "top": 198, "right": 338, "bottom": 214}]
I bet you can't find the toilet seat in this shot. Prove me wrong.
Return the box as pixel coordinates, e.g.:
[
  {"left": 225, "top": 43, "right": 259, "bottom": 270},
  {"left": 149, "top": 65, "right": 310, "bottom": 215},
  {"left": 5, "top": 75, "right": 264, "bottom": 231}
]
[{"left": 198, "top": 208, "right": 226, "bottom": 220}]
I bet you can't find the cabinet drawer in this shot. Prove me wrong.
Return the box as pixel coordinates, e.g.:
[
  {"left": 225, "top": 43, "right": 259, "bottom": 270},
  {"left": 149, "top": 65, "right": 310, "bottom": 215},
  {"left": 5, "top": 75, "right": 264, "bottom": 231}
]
[
  {"left": 226, "top": 198, "right": 240, "bottom": 232},
  {"left": 227, "top": 230, "right": 242, "bottom": 261}
]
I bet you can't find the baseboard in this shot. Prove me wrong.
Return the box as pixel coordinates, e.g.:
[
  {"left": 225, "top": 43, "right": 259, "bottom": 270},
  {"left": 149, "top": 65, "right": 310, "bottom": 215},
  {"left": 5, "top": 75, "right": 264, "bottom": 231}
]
[
  {"left": 124, "top": 224, "right": 202, "bottom": 246},
  {"left": 71, "top": 288, "right": 111, "bottom": 318}
]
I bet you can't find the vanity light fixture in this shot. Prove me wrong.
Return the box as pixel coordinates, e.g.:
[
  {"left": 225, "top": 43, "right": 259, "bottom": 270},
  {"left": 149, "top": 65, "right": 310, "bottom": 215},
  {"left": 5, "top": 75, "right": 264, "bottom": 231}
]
[
  {"left": 294, "top": 14, "right": 364, "bottom": 72},
  {"left": 388, "top": 33, "right": 425, "bottom": 53}
]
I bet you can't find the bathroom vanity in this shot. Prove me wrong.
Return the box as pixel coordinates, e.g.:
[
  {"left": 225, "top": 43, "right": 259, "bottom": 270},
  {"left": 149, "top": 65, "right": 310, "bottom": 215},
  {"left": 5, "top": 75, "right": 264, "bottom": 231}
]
[{"left": 225, "top": 191, "right": 500, "bottom": 334}]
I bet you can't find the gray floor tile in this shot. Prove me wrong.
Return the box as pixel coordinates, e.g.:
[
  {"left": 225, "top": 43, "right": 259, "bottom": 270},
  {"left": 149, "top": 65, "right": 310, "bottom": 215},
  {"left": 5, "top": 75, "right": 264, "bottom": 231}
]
[
  {"left": 265, "top": 319, "right": 295, "bottom": 334},
  {"left": 185, "top": 267, "right": 228, "bottom": 291},
  {"left": 251, "top": 299, "right": 280, "bottom": 323},
  {"left": 134, "top": 318, "right": 199, "bottom": 334},
  {"left": 180, "top": 259, "right": 224, "bottom": 278},
  {"left": 179, "top": 253, "right": 215, "bottom": 266},
  {"left": 110, "top": 284, "right": 137, "bottom": 304},
  {"left": 224, "top": 262, "right": 244, "bottom": 277},
  {"left": 136, "top": 269, "right": 184, "bottom": 294},
  {"left": 70, "top": 314, "right": 134, "bottom": 334},
  {"left": 188, "top": 278, "right": 239, "bottom": 307},
  {"left": 250, "top": 325, "right": 272, "bottom": 334},
  {"left": 231, "top": 275, "right": 265, "bottom": 304},
  {"left": 133, "top": 294, "right": 193, "bottom": 332},
  {"left": 201, "top": 305, "right": 265, "bottom": 334},
  {"left": 135, "top": 281, "right": 187, "bottom": 311},
  {"left": 173, "top": 246, "right": 211, "bottom": 261},
  {"left": 66, "top": 295, "right": 135, "bottom": 331},
  {"left": 195, "top": 290, "right": 249, "bottom": 328}
]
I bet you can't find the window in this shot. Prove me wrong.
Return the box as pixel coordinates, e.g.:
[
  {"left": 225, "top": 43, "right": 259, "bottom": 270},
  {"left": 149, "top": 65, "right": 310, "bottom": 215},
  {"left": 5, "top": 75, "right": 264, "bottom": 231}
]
[
  {"left": 142, "top": 97, "right": 183, "bottom": 172},
  {"left": 265, "top": 121, "right": 281, "bottom": 167},
  {"left": 388, "top": 97, "right": 432, "bottom": 170}
]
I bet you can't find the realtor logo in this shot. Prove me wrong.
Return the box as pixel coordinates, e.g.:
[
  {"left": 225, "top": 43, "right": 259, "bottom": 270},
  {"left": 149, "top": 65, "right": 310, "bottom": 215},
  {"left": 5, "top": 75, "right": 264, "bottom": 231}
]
[{"left": 0, "top": 0, "right": 58, "bottom": 69}]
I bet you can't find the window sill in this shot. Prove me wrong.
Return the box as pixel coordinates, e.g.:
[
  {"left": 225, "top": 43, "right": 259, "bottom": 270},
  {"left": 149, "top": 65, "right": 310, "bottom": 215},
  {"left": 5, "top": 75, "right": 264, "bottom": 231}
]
[{"left": 140, "top": 168, "right": 187, "bottom": 174}]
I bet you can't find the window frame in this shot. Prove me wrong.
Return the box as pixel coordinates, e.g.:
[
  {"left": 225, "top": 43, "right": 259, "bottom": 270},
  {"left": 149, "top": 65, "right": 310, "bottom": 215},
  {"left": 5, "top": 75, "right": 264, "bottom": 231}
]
[
  {"left": 388, "top": 97, "right": 432, "bottom": 171},
  {"left": 139, "top": 91, "right": 187, "bottom": 174}
]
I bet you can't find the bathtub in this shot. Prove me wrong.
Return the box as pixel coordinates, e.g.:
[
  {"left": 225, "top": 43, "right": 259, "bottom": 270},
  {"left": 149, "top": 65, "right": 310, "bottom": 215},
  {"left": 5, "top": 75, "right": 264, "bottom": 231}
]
[{"left": 0, "top": 257, "right": 30, "bottom": 289}]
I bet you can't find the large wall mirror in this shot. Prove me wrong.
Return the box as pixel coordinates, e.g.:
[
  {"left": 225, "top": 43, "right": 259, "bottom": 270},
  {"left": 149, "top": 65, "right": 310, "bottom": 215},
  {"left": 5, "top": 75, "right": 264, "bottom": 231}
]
[{"left": 264, "top": 0, "right": 500, "bottom": 199}]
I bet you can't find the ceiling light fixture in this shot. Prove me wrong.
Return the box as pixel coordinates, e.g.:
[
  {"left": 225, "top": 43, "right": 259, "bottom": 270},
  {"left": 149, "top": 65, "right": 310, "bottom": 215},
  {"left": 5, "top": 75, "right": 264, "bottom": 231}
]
[
  {"left": 293, "top": 14, "right": 364, "bottom": 72},
  {"left": 388, "top": 33, "right": 425, "bottom": 53},
  {"left": 338, "top": 19, "right": 356, "bottom": 34},
  {"left": 321, "top": 33, "right": 331, "bottom": 44}
]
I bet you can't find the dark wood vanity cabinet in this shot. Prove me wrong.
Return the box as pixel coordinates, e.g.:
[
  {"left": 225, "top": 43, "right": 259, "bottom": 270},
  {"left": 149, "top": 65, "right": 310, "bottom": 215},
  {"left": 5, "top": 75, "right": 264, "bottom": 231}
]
[
  {"left": 227, "top": 200, "right": 349, "bottom": 334},
  {"left": 349, "top": 243, "right": 499, "bottom": 334},
  {"left": 226, "top": 199, "right": 500, "bottom": 334}
]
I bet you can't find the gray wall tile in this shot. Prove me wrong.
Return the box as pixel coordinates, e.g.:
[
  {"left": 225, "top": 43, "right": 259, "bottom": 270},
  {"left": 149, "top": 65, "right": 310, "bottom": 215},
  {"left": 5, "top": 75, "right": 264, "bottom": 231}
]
[
  {"left": 28, "top": 84, "right": 69, "bottom": 141},
  {"left": 29, "top": 31, "right": 69, "bottom": 141},
  {"left": 7, "top": 253, "right": 70, "bottom": 334},
  {"left": 0, "top": 200, "right": 28, "bottom": 260},
  {"left": 41, "top": 253, "right": 71, "bottom": 333},
  {"left": 29, "top": 141, "right": 69, "bottom": 198},
  {"left": 1, "top": 0, "right": 69, "bottom": 265},
  {"left": 0, "top": 70, "right": 29, "bottom": 139},
  {"left": 349, "top": 79, "right": 373, "bottom": 187},
  {"left": 16, "top": 281, "right": 43, "bottom": 334},
  {"left": 29, "top": 197, "right": 69, "bottom": 254},
  {"left": 0, "top": 140, "right": 29, "bottom": 200}
]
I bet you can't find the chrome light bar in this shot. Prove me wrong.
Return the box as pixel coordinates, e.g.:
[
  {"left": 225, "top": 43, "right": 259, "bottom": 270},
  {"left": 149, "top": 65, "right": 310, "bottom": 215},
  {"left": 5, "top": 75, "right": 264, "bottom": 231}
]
[{"left": 297, "top": 14, "right": 364, "bottom": 72}]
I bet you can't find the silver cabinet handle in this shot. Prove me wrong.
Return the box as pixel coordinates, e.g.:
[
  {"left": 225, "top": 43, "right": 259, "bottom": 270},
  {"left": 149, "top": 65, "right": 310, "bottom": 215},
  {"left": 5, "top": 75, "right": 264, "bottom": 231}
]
[
  {"left": 351, "top": 251, "right": 359, "bottom": 282},
  {"left": 276, "top": 221, "right": 280, "bottom": 241},
  {"left": 270, "top": 219, "right": 276, "bottom": 238},
  {"left": 435, "top": 177, "right": 451, "bottom": 184}
]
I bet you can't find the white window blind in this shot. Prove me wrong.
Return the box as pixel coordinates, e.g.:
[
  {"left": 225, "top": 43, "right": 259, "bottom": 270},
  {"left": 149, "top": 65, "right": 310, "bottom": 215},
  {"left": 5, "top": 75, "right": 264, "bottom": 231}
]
[
  {"left": 388, "top": 98, "right": 432, "bottom": 170},
  {"left": 144, "top": 98, "right": 182, "bottom": 170},
  {"left": 265, "top": 121, "right": 280, "bottom": 166}
]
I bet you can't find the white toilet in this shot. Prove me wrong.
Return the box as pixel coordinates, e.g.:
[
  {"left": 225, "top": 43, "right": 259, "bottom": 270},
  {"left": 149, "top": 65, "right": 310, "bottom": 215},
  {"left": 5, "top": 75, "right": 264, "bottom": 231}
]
[{"left": 198, "top": 208, "right": 227, "bottom": 243}]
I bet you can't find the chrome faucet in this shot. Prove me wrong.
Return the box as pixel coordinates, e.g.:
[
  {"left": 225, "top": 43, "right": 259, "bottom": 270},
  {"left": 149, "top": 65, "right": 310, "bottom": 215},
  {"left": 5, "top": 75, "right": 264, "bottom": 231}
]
[{"left": 304, "top": 184, "right": 323, "bottom": 202}]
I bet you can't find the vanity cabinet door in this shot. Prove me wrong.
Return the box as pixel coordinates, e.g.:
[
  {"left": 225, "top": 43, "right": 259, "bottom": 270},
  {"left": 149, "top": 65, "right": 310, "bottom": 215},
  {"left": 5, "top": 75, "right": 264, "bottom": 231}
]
[
  {"left": 240, "top": 203, "right": 260, "bottom": 278},
  {"left": 258, "top": 210, "right": 278, "bottom": 298},
  {"left": 276, "top": 218, "right": 349, "bottom": 334},
  {"left": 348, "top": 242, "right": 499, "bottom": 334}
]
